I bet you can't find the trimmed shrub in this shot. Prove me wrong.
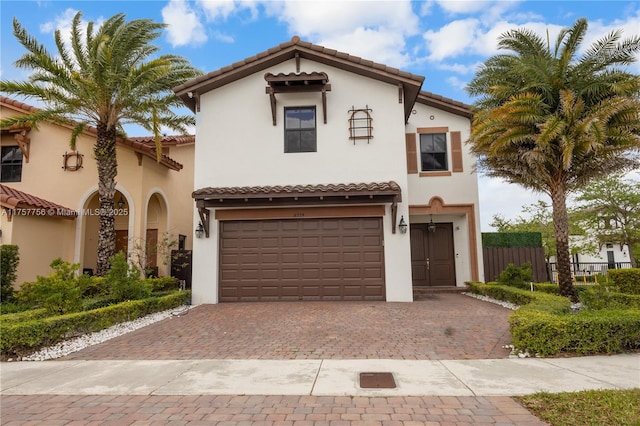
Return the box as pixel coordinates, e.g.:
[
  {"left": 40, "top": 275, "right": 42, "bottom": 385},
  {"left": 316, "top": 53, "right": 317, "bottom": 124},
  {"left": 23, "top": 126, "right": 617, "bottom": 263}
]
[
  {"left": 579, "top": 285, "right": 640, "bottom": 310},
  {"left": 0, "top": 245, "right": 19, "bottom": 301},
  {"left": 145, "top": 276, "right": 179, "bottom": 292},
  {"left": 0, "top": 291, "right": 190, "bottom": 359},
  {"left": 15, "top": 259, "right": 83, "bottom": 315},
  {"left": 498, "top": 262, "right": 533, "bottom": 287},
  {"left": 106, "top": 252, "right": 151, "bottom": 301},
  {"left": 609, "top": 269, "right": 640, "bottom": 295},
  {"left": 468, "top": 281, "right": 640, "bottom": 356},
  {"left": 510, "top": 308, "right": 640, "bottom": 356}
]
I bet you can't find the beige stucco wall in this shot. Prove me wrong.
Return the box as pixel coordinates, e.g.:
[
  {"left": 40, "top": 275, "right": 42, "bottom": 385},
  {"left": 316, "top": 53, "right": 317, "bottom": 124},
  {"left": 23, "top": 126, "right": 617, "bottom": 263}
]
[
  {"left": 1, "top": 103, "right": 195, "bottom": 286},
  {"left": 1, "top": 215, "right": 75, "bottom": 284}
]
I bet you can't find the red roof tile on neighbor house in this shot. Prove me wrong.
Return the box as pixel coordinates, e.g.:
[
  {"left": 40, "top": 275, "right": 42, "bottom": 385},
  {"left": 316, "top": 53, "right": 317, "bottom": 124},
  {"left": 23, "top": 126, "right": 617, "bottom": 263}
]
[
  {"left": 0, "top": 184, "right": 76, "bottom": 219},
  {"left": 0, "top": 96, "right": 184, "bottom": 171},
  {"left": 129, "top": 135, "right": 195, "bottom": 147}
]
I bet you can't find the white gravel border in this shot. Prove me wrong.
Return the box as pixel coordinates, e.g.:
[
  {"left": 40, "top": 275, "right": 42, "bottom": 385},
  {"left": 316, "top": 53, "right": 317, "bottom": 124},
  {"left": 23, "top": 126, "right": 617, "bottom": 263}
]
[
  {"left": 462, "top": 292, "right": 520, "bottom": 310},
  {"left": 12, "top": 305, "right": 193, "bottom": 362}
]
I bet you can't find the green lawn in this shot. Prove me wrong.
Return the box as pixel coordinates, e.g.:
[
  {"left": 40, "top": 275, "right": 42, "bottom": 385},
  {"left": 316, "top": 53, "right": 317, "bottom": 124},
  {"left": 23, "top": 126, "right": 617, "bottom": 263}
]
[{"left": 516, "top": 388, "right": 640, "bottom": 426}]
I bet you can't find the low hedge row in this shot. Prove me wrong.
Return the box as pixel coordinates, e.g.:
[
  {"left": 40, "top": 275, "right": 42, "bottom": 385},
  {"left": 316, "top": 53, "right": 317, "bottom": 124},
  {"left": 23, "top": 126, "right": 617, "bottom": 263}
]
[
  {"left": 466, "top": 281, "right": 570, "bottom": 312},
  {"left": 466, "top": 282, "right": 640, "bottom": 356},
  {"left": 579, "top": 286, "right": 640, "bottom": 310},
  {"left": 510, "top": 309, "right": 640, "bottom": 356},
  {"left": 0, "top": 291, "right": 190, "bottom": 359},
  {"left": 609, "top": 268, "right": 640, "bottom": 295}
]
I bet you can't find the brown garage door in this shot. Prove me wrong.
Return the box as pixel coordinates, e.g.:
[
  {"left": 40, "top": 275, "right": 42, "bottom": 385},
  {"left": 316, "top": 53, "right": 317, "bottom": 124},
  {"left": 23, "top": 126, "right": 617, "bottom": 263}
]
[{"left": 219, "top": 217, "right": 385, "bottom": 302}]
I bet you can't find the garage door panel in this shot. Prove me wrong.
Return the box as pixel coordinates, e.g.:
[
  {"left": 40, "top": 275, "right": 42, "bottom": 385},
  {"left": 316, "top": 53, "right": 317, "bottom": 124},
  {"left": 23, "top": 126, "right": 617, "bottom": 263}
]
[{"left": 219, "top": 217, "right": 385, "bottom": 302}]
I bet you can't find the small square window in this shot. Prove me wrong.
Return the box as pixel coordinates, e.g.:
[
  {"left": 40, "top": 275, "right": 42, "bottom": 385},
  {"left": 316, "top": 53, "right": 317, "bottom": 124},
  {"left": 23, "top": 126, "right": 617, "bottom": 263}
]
[
  {"left": 420, "top": 133, "right": 447, "bottom": 171},
  {"left": 1, "top": 146, "right": 23, "bottom": 182},
  {"left": 285, "top": 107, "right": 316, "bottom": 153}
]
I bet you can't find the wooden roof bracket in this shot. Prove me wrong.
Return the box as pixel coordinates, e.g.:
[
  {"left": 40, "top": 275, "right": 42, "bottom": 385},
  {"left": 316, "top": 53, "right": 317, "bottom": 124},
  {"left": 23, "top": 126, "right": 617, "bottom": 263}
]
[
  {"left": 135, "top": 152, "right": 143, "bottom": 166},
  {"left": 267, "top": 87, "right": 277, "bottom": 125},
  {"left": 14, "top": 130, "right": 30, "bottom": 163},
  {"left": 197, "top": 201, "right": 211, "bottom": 238},
  {"left": 295, "top": 52, "right": 300, "bottom": 73},
  {"left": 398, "top": 83, "right": 403, "bottom": 104},
  {"left": 322, "top": 87, "right": 328, "bottom": 124},
  {"left": 391, "top": 198, "right": 398, "bottom": 234}
]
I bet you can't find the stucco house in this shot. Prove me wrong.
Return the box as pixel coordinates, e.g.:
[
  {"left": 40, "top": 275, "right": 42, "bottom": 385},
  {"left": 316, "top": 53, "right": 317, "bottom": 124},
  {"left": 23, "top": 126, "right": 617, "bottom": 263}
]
[
  {"left": 0, "top": 96, "right": 195, "bottom": 285},
  {"left": 175, "top": 36, "right": 484, "bottom": 304}
]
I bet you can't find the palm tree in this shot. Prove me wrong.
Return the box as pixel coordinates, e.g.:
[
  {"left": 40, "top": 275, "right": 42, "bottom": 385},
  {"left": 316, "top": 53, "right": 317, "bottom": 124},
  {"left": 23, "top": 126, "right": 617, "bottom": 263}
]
[
  {"left": 466, "top": 18, "right": 640, "bottom": 301},
  {"left": 0, "top": 12, "right": 202, "bottom": 276}
]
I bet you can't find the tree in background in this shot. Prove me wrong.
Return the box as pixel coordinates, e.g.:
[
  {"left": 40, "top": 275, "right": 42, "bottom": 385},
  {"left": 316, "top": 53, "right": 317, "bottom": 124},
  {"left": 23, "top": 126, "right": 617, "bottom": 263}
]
[
  {"left": 467, "top": 18, "right": 640, "bottom": 301},
  {"left": 571, "top": 173, "right": 640, "bottom": 267},
  {"left": 0, "top": 12, "right": 202, "bottom": 276},
  {"left": 491, "top": 200, "right": 596, "bottom": 263}
]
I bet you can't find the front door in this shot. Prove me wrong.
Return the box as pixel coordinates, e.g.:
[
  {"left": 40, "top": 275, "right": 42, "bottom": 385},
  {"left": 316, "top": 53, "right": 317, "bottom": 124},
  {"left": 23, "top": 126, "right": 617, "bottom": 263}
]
[{"left": 410, "top": 222, "right": 456, "bottom": 287}]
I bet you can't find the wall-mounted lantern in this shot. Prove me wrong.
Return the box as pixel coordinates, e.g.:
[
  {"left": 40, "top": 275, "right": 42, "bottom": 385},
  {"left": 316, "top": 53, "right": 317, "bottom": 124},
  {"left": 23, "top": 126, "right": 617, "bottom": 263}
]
[
  {"left": 398, "top": 216, "right": 408, "bottom": 234},
  {"left": 428, "top": 215, "right": 437, "bottom": 233},
  {"left": 195, "top": 222, "right": 204, "bottom": 239},
  {"left": 117, "top": 196, "right": 126, "bottom": 209}
]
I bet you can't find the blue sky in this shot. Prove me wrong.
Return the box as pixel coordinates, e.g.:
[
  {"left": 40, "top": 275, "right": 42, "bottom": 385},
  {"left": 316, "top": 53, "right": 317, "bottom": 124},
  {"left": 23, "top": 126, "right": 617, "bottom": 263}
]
[{"left": 2, "top": 0, "right": 639, "bottom": 230}]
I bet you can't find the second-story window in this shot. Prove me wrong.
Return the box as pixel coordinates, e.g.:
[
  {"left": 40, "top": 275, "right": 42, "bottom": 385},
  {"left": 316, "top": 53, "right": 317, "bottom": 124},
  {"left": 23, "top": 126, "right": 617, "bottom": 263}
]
[
  {"left": 1, "top": 146, "right": 23, "bottom": 182},
  {"left": 420, "top": 133, "right": 447, "bottom": 171},
  {"left": 285, "top": 107, "right": 316, "bottom": 153}
]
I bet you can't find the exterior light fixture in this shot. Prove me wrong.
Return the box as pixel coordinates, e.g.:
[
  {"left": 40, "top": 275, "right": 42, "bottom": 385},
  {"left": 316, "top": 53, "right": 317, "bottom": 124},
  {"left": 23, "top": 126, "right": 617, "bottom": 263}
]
[
  {"left": 117, "top": 196, "right": 125, "bottom": 209},
  {"left": 428, "top": 215, "right": 437, "bottom": 233},
  {"left": 195, "top": 222, "right": 204, "bottom": 239},
  {"left": 398, "top": 216, "right": 408, "bottom": 234}
]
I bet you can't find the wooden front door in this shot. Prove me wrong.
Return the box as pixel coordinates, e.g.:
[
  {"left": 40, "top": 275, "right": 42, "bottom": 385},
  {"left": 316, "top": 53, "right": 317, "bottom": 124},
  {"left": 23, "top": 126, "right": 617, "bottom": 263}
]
[
  {"left": 115, "top": 230, "right": 128, "bottom": 254},
  {"left": 410, "top": 222, "right": 456, "bottom": 287}
]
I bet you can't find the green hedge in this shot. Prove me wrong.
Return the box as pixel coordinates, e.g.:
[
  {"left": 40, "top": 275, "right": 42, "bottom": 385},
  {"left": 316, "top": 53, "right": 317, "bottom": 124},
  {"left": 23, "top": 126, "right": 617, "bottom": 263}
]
[
  {"left": 466, "top": 282, "right": 569, "bottom": 311},
  {"left": 481, "top": 232, "right": 542, "bottom": 248},
  {"left": 510, "top": 308, "right": 640, "bottom": 356},
  {"left": 466, "top": 282, "right": 640, "bottom": 356},
  {"left": 609, "top": 269, "right": 640, "bottom": 295},
  {"left": 579, "top": 286, "right": 640, "bottom": 310},
  {"left": 0, "top": 291, "right": 190, "bottom": 359}
]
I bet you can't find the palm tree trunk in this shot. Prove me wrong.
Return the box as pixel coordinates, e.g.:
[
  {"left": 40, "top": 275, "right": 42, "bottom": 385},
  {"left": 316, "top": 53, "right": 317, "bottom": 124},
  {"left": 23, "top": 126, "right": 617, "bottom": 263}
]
[
  {"left": 94, "top": 123, "right": 118, "bottom": 276},
  {"left": 550, "top": 183, "right": 578, "bottom": 302}
]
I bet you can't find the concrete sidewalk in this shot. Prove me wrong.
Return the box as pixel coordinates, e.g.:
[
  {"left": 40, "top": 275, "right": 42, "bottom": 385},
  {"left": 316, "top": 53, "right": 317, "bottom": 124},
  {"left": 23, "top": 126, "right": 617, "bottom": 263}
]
[{"left": 2, "top": 354, "right": 638, "bottom": 397}]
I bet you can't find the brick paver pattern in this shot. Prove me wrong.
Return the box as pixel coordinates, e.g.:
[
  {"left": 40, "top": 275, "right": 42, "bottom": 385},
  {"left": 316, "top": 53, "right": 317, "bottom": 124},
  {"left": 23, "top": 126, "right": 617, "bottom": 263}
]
[
  {"left": 63, "top": 294, "right": 513, "bottom": 360},
  {"left": 3, "top": 294, "right": 547, "bottom": 425},
  {"left": 0, "top": 394, "right": 548, "bottom": 425}
]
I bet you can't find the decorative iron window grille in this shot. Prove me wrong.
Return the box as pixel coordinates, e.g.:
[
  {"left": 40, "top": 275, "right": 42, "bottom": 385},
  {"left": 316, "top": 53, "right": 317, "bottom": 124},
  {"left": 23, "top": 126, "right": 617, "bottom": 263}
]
[
  {"left": 62, "top": 151, "right": 84, "bottom": 171},
  {"left": 348, "top": 105, "right": 373, "bottom": 144}
]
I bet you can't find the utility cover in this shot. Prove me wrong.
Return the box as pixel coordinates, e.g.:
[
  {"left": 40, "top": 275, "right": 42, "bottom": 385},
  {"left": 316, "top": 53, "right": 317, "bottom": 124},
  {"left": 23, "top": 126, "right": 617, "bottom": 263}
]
[{"left": 359, "top": 372, "right": 396, "bottom": 388}]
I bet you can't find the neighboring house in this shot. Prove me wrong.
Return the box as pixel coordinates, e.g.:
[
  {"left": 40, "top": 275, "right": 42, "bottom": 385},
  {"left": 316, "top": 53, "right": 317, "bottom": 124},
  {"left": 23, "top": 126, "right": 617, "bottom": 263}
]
[
  {"left": 0, "top": 96, "right": 195, "bottom": 285},
  {"left": 548, "top": 236, "right": 632, "bottom": 279},
  {"left": 174, "top": 36, "right": 484, "bottom": 304}
]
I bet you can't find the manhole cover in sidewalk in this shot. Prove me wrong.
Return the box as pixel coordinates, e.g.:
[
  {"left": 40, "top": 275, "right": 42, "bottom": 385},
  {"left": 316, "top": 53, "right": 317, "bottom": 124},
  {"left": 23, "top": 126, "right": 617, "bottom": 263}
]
[{"left": 359, "top": 372, "right": 396, "bottom": 388}]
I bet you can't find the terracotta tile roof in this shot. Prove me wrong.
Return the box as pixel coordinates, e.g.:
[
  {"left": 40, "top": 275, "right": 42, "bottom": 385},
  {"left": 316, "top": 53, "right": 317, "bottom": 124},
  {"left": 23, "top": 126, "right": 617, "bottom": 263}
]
[
  {"left": 129, "top": 135, "right": 195, "bottom": 147},
  {"left": 416, "top": 91, "right": 473, "bottom": 119},
  {"left": 0, "top": 184, "right": 77, "bottom": 219},
  {"left": 0, "top": 96, "right": 184, "bottom": 170},
  {"left": 193, "top": 181, "right": 401, "bottom": 200},
  {"left": 174, "top": 36, "right": 424, "bottom": 122}
]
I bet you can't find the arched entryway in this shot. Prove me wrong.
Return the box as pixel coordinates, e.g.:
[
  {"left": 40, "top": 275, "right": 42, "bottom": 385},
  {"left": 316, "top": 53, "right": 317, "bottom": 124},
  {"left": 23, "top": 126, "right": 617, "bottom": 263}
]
[
  {"left": 78, "top": 187, "right": 133, "bottom": 275},
  {"left": 144, "top": 192, "right": 169, "bottom": 277}
]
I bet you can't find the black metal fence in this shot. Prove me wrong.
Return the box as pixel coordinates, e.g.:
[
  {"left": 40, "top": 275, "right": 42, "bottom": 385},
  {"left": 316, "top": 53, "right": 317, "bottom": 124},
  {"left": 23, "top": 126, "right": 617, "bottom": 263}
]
[{"left": 547, "top": 261, "right": 633, "bottom": 284}]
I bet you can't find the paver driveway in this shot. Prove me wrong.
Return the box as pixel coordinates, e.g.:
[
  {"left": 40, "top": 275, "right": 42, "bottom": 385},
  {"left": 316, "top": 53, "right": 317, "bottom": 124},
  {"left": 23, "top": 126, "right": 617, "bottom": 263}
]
[{"left": 63, "top": 293, "right": 513, "bottom": 360}]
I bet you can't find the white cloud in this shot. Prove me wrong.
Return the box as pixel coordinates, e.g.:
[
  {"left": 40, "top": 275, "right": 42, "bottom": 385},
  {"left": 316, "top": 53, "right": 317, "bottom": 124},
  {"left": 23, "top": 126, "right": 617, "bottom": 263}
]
[
  {"left": 162, "top": 0, "right": 208, "bottom": 47},
  {"left": 264, "top": 0, "right": 419, "bottom": 68},
  {"left": 478, "top": 176, "right": 545, "bottom": 231},
  {"left": 423, "top": 18, "right": 480, "bottom": 61}
]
